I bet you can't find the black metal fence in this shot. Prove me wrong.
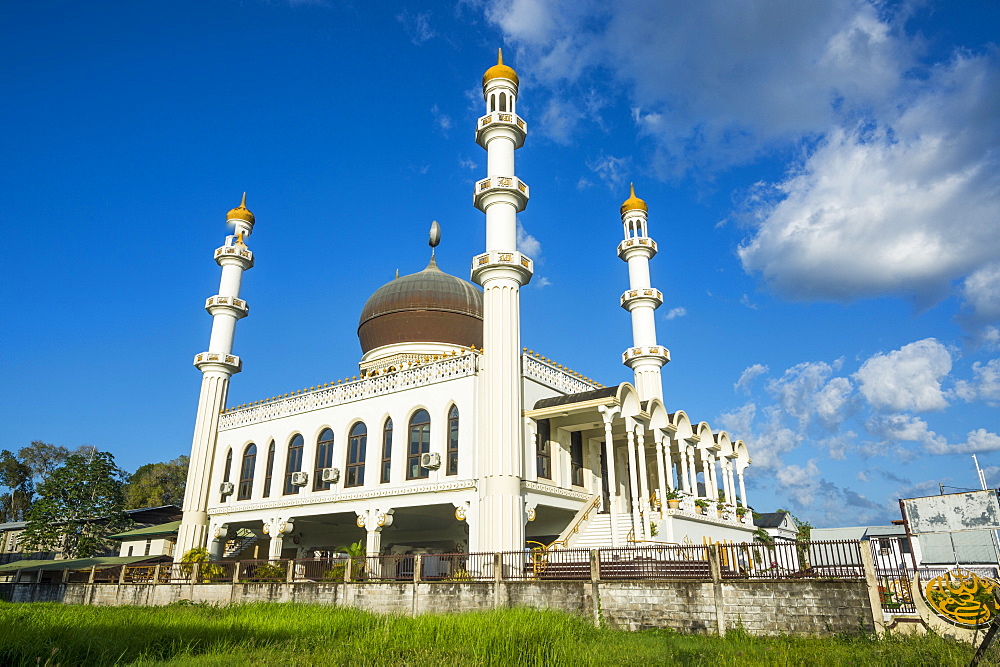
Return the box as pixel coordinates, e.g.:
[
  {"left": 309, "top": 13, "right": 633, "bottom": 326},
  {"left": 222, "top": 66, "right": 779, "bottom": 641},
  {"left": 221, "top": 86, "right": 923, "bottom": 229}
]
[{"left": 0, "top": 539, "right": 953, "bottom": 614}]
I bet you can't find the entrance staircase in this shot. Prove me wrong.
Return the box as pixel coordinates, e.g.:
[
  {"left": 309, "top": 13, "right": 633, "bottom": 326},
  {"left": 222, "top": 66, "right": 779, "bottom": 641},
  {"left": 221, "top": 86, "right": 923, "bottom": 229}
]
[
  {"left": 565, "top": 514, "right": 635, "bottom": 550},
  {"left": 224, "top": 528, "right": 259, "bottom": 559}
]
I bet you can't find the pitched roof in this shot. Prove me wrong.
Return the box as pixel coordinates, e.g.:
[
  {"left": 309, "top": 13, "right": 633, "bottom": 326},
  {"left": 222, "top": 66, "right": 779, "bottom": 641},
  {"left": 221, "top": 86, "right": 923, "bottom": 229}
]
[
  {"left": 754, "top": 511, "right": 792, "bottom": 529},
  {"left": 108, "top": 520, "right": 181, "bottom": 540},
  {"left": 0, "top": 555, "right": 169, "bottom": 573},
  {"left": 533, "top": 386, "right": 618, "bottom": 410}
]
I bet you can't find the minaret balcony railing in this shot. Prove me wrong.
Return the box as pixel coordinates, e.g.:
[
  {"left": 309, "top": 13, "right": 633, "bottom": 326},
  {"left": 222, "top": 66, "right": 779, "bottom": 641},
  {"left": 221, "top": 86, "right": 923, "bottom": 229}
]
[
  {"left": 214, "top": 244, "right": 254, "bottom": 269},
  {"left": 473, "top": 176, "right": 529, "bottom": 212},
  {"left": 470, "top": 250, "right": 534, "bottom": 285},
  {"left": 621, "top": 346, "right": 671, "bottom": 366},
  {"left": 205, "top": 295, "right": 249, "bottom": 319},
  {"left": 617, "top": 237, "right": 657, "bottom": 260},
  {"left": 620, "top": 288, "right": 663, "bottom": 310},
  {"left": 194, "top": 352, "right": 242, "bottom": 374},
  {"left": 476, "top": 112, "right": 527, "bottom": 148}
]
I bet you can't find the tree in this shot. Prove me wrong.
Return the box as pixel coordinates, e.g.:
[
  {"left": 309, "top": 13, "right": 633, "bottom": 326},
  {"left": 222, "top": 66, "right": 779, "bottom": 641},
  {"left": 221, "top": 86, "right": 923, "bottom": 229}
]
[
  {"left": 0, "top": 450, "right": 34, "bottom": 522},
  {"left": 19, "top": 451, "right": 131, "bottom": 559},
  {"left": 17, "top": 441, "right": 70, "bottom": 482},
  {"left": 124, "top": 455, "right": 189, "bottom": 509}
]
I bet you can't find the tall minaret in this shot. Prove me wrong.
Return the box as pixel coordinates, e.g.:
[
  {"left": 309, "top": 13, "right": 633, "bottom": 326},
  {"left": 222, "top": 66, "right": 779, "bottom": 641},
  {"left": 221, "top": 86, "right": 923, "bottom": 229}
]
[
  {"left": 176, "top": 195, "right": 255, "bottom": 559},
  {"left": 619, "top": 184, "right": 669, "bottom": 402},
  {"left": 471, "top": 50, "right": 533, "bottom": 553}
]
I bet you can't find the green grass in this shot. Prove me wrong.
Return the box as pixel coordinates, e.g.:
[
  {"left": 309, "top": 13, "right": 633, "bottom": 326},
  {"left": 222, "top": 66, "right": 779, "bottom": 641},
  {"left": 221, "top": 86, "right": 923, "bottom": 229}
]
[{"left": 0, "top": 601, "right": 990, "bottom": 666}]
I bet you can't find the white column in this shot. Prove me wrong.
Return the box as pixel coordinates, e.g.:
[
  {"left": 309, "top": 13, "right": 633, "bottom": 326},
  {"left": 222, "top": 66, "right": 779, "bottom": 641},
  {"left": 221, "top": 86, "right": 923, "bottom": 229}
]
[
  {"left": 738, "top": 468, "right": 748, "bottom": 510},
  {"left": 654, "top": 433, "right": 668, "bottom": 512},
  {"left": 636, "top": 428, "right": 651, "bottom": 540},
  {"left": 625, "top": 428, "right": 641, "bottom": 541},
  {"left": 599, "top": 406, "right": 621, "bottom": 546},
  {"left": 677, "top": 442, "right": 688, "bottom": 494},
  {"left": 686, "top": 447, "right": 698, "bottom": 495}
]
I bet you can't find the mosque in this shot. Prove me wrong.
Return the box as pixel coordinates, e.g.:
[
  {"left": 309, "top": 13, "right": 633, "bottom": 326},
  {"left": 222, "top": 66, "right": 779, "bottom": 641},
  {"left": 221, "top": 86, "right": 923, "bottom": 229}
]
[{"left": 175, "top": 52, "right": 755, "bottom": 564}]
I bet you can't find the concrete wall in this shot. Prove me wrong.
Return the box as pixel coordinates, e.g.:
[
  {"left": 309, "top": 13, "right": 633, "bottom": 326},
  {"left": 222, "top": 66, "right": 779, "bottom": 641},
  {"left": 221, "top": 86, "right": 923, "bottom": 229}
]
[{"left": 0, "top": 577, "right": 875, "bottom": 637}]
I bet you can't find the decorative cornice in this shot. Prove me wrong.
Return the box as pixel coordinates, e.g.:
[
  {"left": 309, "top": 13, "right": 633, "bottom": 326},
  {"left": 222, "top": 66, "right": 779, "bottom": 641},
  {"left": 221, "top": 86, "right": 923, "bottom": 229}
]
[{"left": 522, "top": 480, "right": 592, "bottom": 501}]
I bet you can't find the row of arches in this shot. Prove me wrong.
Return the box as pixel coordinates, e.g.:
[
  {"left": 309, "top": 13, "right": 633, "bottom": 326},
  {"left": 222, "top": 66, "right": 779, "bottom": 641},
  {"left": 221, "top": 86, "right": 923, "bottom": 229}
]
[
  {"left": 220, "top": 406, "right": 461, "bottom": 502},
  {"left": 488, "top": 90, "right": 514, "bottom": 113}
]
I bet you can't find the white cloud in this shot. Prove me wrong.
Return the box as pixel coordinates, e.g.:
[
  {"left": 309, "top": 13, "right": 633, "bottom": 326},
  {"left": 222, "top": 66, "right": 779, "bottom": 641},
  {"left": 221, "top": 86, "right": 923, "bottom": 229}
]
[
  {"left": 534, "top": 276, "right": 552, "bottom": 288},
  {"left": 775, "top": 460, "right": 822, "bottom": 506},
  {"left": 955, "top": 358, "right": 1000, "bottom": 405},
  {"left": 664, "top": 306, "right": 686, "bottom": 320},
  {"left": 739, "top": 294, "right": 758, "bottom": 310},
  {"left": 397, "top": 10, "right": 436, "bottom": 45},
  {"left": 926, "top": 429, "right": 1000, "bottom": 455},
  {"left": 766, "top": 360, "right": 851, "bottom": 429},
  {"left": 734, "top": 364, "right": 768, "bottom": 393},
  {"left": 485, "top": 1, "right": 913, "bottom": 172},
  {"left": 866, "top": 413, "right": 946, "bottom": 451},
  {"left": 586, "top": 153, "right": 630, "bottom": 190},
  {"left": 538, "top": 97, "right": 583, "bottom": 145},
  {"left": 516, "top": 221, "right": 541, "bottom": 256},
  {"left": 738, "top": 52, "right": 1000, "bottom": 328},
  {"left": 431, "top": 105, "right": 452, "bottom": 134},
  {"left": 458, "top": 156, "right": 478, "bottom": 171},
  {"left": 854, "top": 339, "right": 952, "bottom": 412}
]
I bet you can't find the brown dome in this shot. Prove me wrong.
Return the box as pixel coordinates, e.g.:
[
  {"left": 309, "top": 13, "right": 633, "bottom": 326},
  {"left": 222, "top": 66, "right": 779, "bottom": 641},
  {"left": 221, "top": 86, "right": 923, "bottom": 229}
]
[{"left": 358, "top": 256, "right": 483, "bottom": 354}]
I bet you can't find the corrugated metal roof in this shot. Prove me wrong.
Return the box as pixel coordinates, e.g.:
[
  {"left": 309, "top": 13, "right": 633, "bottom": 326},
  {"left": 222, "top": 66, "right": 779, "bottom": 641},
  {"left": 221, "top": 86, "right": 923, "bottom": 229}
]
[
  {"left": 0, "top": 555, "right": 168, "bottom": 573},
  {"left": 108, "top": 520, "right": 180, "bottom": 540}
]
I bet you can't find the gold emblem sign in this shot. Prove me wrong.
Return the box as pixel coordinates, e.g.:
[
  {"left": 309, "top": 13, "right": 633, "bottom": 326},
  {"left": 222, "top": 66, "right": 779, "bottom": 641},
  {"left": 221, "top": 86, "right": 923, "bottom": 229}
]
[{"left": 924, "top": 568, "right": 1000, "bottom": 626}]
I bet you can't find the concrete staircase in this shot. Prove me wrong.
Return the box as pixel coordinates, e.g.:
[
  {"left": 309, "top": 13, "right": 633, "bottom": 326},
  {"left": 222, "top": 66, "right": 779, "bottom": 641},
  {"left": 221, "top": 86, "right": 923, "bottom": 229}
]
[
  {"left": 564, "top": 513, "right": 634, "bottom": 550},
  {"left": 224, "top": 528, "right": 259, "bottom": 559}
]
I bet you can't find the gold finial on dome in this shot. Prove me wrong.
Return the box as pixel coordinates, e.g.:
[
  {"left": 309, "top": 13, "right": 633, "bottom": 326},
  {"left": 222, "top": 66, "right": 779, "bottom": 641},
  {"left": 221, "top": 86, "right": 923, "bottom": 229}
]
[
  {"left": 483, "top": 48, "right": 519, "bottom": 88},
  {"left": 620, "top": 182, "right": 648, "bottom": 217},
  {"left": 227, "top": 192, "right": 255, "bottom": 225}
]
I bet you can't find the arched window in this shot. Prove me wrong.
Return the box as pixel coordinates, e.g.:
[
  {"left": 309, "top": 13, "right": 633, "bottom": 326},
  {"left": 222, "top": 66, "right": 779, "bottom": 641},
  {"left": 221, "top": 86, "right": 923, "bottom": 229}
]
[
  {"left": 221, "top": 448, "right": 233, "bottom": 501},
  {"left": 407, "top": 409, "right": 431, "bottom": 480},
  {"left": 380, "top": 418, "right": 393, "bottom": 484},
  {"left": 238, "top": 443, "right": 257, "bottom": 500},
  {"left": 284, "top": 434, "right": 304, "bottom": 495},
  {"left": 263, "top": 441, "right": 275, "bottom": 498},
  {"left": 490, "top": 94, "right": 496, "bottom": 112},
  {"left": 346, "top": 422, "right": 367, "bottom": 487},
  {"left": 499, "top": 92, "right": 507, "bottom": 112},
  {"left": 446, "top": 406, "right": 459, "bottom": 476},
  {"left": 314, "top": 428, "right": 334, "bottom": 491}
]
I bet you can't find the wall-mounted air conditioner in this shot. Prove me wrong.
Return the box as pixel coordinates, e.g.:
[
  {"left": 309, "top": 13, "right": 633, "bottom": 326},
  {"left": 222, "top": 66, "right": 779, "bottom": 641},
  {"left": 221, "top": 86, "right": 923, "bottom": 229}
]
[
  {"left": 220, "top": 481, "right": 234, "bottom": 495},
  {"left": 420, "top": 452, "right": 441, "bottom": 469},
  {"left": 322, "top": 468, "right": 340, "bottom": 483},
  {"left": 291, "top": 471, "right": 309, "bottom": 486}
]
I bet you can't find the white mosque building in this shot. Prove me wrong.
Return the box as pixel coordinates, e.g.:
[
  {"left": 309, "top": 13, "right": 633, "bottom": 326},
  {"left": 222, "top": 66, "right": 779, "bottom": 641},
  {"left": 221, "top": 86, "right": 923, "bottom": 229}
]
[{"left": 175, "top": 52, "right": 755, "bottom": 563}]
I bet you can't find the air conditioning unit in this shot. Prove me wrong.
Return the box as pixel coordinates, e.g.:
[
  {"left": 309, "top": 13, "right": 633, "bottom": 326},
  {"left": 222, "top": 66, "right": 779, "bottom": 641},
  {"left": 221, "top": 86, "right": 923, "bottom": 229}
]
[
  {"left": 219, "top": 481, "right": 234, "bottom": 495},
  {"left": 291, "top": 471, "right": 309, "bottom": 486},
  {"left": 420, "top": 452, "right": 441, "bottom": 469},
  {"left": 322, "top": 468, "right": 340, "bottom": 483}
]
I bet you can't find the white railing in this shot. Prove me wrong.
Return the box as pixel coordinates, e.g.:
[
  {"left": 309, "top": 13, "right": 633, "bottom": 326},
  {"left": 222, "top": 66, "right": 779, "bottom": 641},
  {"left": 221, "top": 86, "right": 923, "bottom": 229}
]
[
  {"left": 219, "top": 353, "right": 479, "bottom": 430},
  {"left": 522, "top": 354, "right": 599, "bottom": 395}
]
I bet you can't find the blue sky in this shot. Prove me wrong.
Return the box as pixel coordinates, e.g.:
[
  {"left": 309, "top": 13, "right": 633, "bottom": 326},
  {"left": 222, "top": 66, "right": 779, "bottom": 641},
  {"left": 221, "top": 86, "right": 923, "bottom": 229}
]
[{"left": 2, "top": 1, "right": 998, "bottom": 528}]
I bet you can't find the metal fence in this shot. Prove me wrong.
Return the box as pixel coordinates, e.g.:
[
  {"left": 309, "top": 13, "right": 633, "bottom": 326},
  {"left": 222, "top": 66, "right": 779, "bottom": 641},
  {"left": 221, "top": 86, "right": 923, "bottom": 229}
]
[
  {"left": 718, "top": 540, "right": 866, "bottom": 580},
  {"left": 3, "top": 540, "right": 952, "bottom": 603},
  {"left": 870, "top": 539, "right": 916, "bottom": 614}
]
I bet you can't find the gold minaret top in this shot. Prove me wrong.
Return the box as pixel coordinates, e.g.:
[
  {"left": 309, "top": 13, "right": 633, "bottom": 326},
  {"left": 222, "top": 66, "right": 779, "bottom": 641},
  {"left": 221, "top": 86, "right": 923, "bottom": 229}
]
[
  {"left": 482, "top": 48, "right": 519, "bottom": 88},
  {"left": 226, "top": 192, "right": 255, "bottom": 225},
  {"left": 620, "top": 183, "right": 648, "bottom": 217}
]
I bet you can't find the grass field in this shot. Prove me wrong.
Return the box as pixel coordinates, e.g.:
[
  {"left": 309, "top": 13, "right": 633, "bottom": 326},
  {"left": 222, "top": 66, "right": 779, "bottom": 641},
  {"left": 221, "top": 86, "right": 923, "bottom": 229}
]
[{"left": 0, "top": 601, "right": 992, "bottom": 666}]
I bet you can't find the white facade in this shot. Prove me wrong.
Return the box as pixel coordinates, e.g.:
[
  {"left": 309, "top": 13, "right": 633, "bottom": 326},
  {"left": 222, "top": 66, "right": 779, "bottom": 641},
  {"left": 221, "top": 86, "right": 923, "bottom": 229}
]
[{"left": 176, "top": 54, "right": 756, "bottom": 563}]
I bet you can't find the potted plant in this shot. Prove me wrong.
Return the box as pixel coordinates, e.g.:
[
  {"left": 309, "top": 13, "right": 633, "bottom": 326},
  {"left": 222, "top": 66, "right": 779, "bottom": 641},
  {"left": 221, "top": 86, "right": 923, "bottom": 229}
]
[
  {"left": 664, "top": 489, "right": 681, "bottom": 509},
  {"left": 694, "top": 498, "right": 710, "bottom": 514}
]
